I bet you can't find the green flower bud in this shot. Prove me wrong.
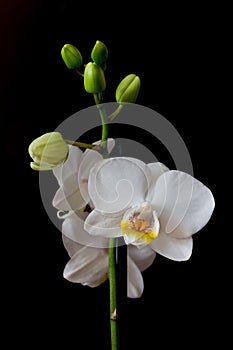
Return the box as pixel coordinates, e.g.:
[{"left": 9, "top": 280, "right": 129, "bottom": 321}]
[
  {"left": 28, "top": 132, "right": 69, "bottom": 171},
  {"left": 84, "top": 62, "right": 106, "bottom": 93},
  {"left": 61, "top": 44, "right": 83, "bottom": 69},
  {"left": 91, "top": 40, "right": 108, "bottom": 66},
  {"left": 115, "top": 74, "right": 140, "bottom": 103}
]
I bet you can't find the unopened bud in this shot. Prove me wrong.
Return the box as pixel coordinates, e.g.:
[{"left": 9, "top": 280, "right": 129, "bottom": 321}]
[
  {"left": 61, "top": 44, "right": 83, "bottom": 69},
  {"left": 28, "top": 132, "right": 69, "bottom": 171},
  {"left": 91, "top": 40, "right": 108, "bottom": 66},
  {"left": 115, "top": 74, "right": 140, "bottom": 103},
  {"left": 84, "top": 62, "right": 106, "bottom": 93}
]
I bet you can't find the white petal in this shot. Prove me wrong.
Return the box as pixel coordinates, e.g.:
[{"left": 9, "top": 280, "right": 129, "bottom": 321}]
[
  {"left": 146, "top": 162, "right": 169, "bottom": 202},
  {"left": 53, "top": 145, "right": 83, "bottom": 186},
  {"left": 151, "top": 170, "right": 215, "bottom": 238},
  {"left": 84, "top": 209, "right": 123, "bottom": 238},
  {"left": 151, "top": 232, "right": 193, "bottom": 261},
  {"left": 63, "top": 246, "right": 109, "bottom": 286},
  {"left": 52, "top": 173, "right": 86, "bottom": 211},
  {"left": 81, "top": 276, "right": 108, "bottom": 288},
  {"left": 53, "top": 139, "right": 114, "bottom": 187},
  {"left": 57, "top": 208, "right": 88, "bottom": 220},
  {"left": 128, "top": 245, "right": 156, "bottom": 272},
  {"left": 62, "top": 212, "right": 109, "bottom": 248},
  {"left": 78, "top": 149, "right": 103, "bottom": 204},
  {"left": 77, "top": 138, "right": 115, "bottom": 205},
  {"left": 88, "top": 157, "right": 151, "bottom": 214},
  {"left": 127, "top": 255, "right": 144, "bottom": 298},
  {"left": 92, "top": 138, "right": 115, "bottom": 153},
  {"left": 62, "top": 234, "right": 83, "bottom": 257}
]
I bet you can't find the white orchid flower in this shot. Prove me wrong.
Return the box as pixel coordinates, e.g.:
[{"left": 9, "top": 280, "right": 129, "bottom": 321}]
[
  {"left": 59, "top": 211, "right": 156, "bottom": 298},
  {"left": 84, "top": 157, "right": 215, "bottom": 261},
  {"left": 51, "top": 143, "right": 156, "bottom": 298},
  {"left": 52, "top": 139, "right": 115, "bottom": 212}
]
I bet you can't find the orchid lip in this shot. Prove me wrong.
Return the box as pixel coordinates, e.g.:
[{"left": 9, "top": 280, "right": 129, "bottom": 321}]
[{"left": 120, "top": 202, "right": 160, "bottom": 247}]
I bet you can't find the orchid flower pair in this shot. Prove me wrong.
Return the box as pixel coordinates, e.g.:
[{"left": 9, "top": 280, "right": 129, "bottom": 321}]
[{"left": 51, "top": 137, "right": 215, "bottom": 297}]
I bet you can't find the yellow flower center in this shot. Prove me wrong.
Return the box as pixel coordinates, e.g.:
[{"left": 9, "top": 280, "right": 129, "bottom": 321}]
[{"left": 120, "top": 202, "right": 159, "bottom": 248}]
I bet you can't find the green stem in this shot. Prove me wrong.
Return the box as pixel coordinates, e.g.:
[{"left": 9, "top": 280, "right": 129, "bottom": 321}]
[
  {"left": 93, "top": 93, "right": 109, "bottom": 156},
  {"left": 108, "top": 104, "right": 124, "bottom": 122},
  {"left": 75, "top": 69, "right": 84, "bottom": 77},
  {"left": 93, "top": 92, "right": 119, "bottom": 349},
  {"left": 109, "top": 238, "right": 119, "bottom": 350},
  {"left": 99, "top": 107, "right": 109, "bottom": 148},
  {"left": 65, "top": 139, "right": 101, "bottom": 151},
  {"left": 93, "top": 92, "right": 102, "bottom": 105}
]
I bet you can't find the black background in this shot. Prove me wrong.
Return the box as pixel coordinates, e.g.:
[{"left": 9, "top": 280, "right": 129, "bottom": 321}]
[{"left": 1, "top": 1, "right": 224, "bottom": 349}]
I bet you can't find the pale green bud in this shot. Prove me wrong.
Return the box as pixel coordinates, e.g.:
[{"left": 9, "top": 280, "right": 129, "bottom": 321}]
[
  {"left": 28, "top": 132, "right": 69, "bottom": 171},
  {"left": 91, "top": 40, "right": 108, "bottom": 66},
  {"left": 115, "top": 74, "right": 140, "bottom": 103},
  {"left": 84, "top": 62, "right": 106, "bottom": 93},
  {"left": 61, "top": 44, "right": 83, "bottom": 69}
]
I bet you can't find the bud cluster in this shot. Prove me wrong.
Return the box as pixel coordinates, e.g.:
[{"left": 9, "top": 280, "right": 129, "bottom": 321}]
[
  {"left": 60, "top": 40, "right": 140, "bottom": 102},
  {"left": 28, "top": 40, "right": 142, "bottom": 171}
]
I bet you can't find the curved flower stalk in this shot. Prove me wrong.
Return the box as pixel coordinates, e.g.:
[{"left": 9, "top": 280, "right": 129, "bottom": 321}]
[
  {"left": 84, "top": 157, "right": 215, "bottom": 261},
  {"left": 52, "top": 138, "right": 115, "bottom": 213},
  {"left": 59, "top": 210, "right": 156, "bottom": 298}
]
